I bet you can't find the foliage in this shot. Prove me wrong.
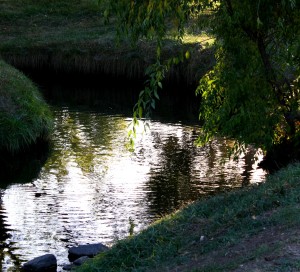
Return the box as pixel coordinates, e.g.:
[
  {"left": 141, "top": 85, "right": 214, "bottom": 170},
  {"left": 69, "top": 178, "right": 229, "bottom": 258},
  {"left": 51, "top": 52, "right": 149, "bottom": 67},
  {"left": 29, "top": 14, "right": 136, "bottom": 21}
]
[
  {"left": 0, "top": 59, "right": 53, "bottom": 152},
  {"left": 198, "top": 0, "right": 300, "bottom": 154},
  {"left": 104, "top": 0, "right": 300, "bottom": 155},
  {"left": 77, "top": 163, "right": 300, "bottom": 271}
]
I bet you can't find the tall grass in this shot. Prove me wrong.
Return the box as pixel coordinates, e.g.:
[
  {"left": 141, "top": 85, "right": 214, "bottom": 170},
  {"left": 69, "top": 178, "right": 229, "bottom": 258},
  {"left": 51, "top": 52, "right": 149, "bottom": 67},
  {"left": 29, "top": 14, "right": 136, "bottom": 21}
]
[{"left": 0, "top": 59, "right": 53, "bottom": 152}]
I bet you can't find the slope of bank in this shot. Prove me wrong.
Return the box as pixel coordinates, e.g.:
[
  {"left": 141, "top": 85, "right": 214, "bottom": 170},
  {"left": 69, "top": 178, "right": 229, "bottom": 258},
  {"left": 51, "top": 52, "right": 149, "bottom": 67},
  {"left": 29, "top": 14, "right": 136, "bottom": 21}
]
[
  {"left": 0, "top": 59, "right": 53, "bottom": 153},
  {"left": 77, "top": 163, "right": 300, "bottom": 272},
  {"left": 0, "top": 0, "right": 215, "bottom": 86}
]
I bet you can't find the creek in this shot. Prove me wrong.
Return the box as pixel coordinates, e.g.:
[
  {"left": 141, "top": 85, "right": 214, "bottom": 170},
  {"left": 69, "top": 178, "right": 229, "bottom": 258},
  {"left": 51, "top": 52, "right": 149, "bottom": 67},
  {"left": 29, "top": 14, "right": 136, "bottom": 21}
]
[{"left": 0, "top": 76, "right": 267, "bottom": 271}]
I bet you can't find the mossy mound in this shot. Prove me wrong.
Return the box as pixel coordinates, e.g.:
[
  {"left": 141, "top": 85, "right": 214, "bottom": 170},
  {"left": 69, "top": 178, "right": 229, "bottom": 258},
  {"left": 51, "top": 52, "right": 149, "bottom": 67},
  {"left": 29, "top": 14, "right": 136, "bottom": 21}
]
[{"left": 0, "top": 59, "right": 53, "bottom": 152}]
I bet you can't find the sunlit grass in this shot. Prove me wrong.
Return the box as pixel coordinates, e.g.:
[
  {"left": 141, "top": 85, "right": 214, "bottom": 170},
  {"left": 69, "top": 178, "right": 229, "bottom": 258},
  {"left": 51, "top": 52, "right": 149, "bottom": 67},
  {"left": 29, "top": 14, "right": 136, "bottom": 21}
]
[{"left": 182, "top": 33, "right": 215, "bottom": 48}]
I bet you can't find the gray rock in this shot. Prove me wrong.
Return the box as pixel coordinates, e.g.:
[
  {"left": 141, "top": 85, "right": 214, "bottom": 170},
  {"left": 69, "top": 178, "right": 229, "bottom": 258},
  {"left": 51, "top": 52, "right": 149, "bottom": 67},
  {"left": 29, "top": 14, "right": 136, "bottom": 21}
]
[
  {"left": 73, "top": 256, "right": 90, "bottom": 266},
  {"left": 21, "top": 254, "right": 57, "bottom": 272},
  {"left": 62, "top": 263, "right": 74, "bottom": 271},
  {"left": 68, "top": 243, "right": 109, "bottom": 262}
]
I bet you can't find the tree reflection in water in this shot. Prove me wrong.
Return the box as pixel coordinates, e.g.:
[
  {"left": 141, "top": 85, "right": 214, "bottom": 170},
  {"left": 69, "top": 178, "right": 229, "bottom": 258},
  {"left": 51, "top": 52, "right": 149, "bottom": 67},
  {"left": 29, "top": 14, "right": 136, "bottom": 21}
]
[{"left": 145, "top": 127, "right": 265, "bottom": 218}]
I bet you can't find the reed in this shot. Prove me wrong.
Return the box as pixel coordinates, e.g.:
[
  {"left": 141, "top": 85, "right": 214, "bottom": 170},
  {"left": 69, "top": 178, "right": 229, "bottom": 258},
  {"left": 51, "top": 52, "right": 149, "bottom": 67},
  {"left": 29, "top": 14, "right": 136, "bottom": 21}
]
[{"left": 2, "top": 45, "right": 214, "bottom": 87}]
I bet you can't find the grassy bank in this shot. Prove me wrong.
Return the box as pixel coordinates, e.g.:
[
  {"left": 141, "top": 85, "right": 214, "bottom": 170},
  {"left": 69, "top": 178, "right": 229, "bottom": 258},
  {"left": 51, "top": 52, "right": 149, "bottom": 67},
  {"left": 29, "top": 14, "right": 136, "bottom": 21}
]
[
  {"left": 77, "top": 163, "right": 300, "bottom": 272},
  {"left": 0, "top": 59, "right": 52, "bottom": 152},
  {"left": 0, "top": 0, "right": 215, "bottom": 84}
]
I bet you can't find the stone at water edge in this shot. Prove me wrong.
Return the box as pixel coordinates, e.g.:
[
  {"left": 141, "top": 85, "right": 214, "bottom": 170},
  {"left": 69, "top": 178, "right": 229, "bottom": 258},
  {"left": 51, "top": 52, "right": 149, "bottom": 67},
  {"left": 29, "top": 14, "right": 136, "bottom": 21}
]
[
  {"left": 62, "top": 263, "right": 73, "bottom": 271},
  {"left": 73, "top": 256, "right": 90, "bottom": 266},
  {"left": 62, "top": 257, "right": 89, "bottom": 271},
  {"left": 21, "top": 254, "right": 57, "bottom": 272},
  {"left": 68, "top": 243, "right": 109, "bottom": 262}
]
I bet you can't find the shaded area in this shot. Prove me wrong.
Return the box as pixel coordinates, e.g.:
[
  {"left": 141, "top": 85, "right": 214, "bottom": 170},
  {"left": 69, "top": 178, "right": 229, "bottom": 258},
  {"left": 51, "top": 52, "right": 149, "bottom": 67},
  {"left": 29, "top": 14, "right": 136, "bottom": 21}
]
[
  {"left": 145, "top": 129, "right": 265, "bottom": 217},
  {"left": 0, "top": 139, "right": 50, "bottom": 187},
  {"left": 146, "top": 133, "right": 199, "bottom": 216},
  {"left": 259, "top": 139, "right": 300, "bottom": 173},
  {"left": 25, "top": 69, "right": 202, "bottom": 123}
]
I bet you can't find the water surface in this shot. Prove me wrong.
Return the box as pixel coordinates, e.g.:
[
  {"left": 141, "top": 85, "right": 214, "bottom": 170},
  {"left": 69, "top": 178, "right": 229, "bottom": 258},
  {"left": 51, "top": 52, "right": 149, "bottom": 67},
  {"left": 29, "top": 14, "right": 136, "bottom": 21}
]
[{"left": 0, "top": 103, "right": 266, "bottom": 271}]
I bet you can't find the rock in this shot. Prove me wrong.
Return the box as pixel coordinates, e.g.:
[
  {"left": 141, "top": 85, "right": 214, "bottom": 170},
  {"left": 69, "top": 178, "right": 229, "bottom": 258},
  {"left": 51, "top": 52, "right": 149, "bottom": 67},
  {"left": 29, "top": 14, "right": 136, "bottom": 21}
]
[
  {"left": 62, "top": 256, "right": 90, "bottom": 270},
  {"left": 62, "top": 263, "right": 74, "bottom": 271},
  {"left": 21, "top": 254, "right": 57, "bottom": 272},
  {"left": 73, "top": 256, "right": 90, "bottom": 266},
  {"left": 68, "top": 243, "right": 109, "bottom": 262}
]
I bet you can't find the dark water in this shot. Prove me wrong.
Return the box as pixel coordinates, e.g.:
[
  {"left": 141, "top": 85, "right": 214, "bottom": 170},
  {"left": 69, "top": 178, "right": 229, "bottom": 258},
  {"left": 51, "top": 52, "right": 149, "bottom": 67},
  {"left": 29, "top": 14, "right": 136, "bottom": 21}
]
[{"left": 0, "top": 83, "right": 267, "bottom": 271}]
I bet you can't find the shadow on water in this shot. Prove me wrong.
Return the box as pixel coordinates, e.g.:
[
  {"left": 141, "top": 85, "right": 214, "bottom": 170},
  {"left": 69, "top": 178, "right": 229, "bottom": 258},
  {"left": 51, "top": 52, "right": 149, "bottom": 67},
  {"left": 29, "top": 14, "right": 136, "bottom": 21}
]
[
  {"left": 144, "top": 129, "right": 265, "bottom": 217},
  {"left": 24, "top": 69, "right": 201, "bottom": 123},
  {"left": 0, "top": 139, "right": 50, "bottom": 187},
  {"left": 146, "top": 133, "right": 199, "bottom": 216}
]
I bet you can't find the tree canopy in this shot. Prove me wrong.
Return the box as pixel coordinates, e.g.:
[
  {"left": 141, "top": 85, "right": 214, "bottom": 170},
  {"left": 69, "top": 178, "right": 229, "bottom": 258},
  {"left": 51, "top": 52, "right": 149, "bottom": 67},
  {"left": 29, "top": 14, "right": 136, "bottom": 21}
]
[{"left": 104, "top": 0, "right": 300, "bottom": 158}]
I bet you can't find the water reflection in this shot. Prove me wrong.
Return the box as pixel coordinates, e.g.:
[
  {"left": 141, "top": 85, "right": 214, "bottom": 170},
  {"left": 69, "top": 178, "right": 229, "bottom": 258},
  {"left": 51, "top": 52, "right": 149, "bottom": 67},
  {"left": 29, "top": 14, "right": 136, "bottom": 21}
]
[
  {"left": 0, "top": 141, "right": 49, "bottom": 186},
  {"left": 0, "top": 192, "right": 21, "bottom": 271},
  {"left": 0, "top": 107, "right": 266, "bottom": 271},
  {"left": 146, "top": 131, "right": 198, "bottom": 216},
  {"left": 143, "top": 125, "right": 265, "bottom": 217}
]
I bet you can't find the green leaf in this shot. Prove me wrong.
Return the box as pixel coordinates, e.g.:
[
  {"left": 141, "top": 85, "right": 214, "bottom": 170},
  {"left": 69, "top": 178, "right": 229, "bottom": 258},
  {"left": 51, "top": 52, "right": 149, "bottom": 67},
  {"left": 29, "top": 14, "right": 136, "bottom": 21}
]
[
  {"left": 185, "top": 50, "right": 190, "bottom": 59},
  {"left": 154, "top": 89, "right": 160, "bottom": 100},
  {"left": 156, "top": 46, "right": 161, "bottom": 57},
  {"left": 173, "top": 57, "right": 179, "bottom": 65},
  {"left": 138, "top": 106, "right": 143, "bottom": 118},
  {"left": 257, "top": 17, "right": 263, "bottom": 28},
  {"left": 151, "top": 100, "right": 155, "bottom": 109}
]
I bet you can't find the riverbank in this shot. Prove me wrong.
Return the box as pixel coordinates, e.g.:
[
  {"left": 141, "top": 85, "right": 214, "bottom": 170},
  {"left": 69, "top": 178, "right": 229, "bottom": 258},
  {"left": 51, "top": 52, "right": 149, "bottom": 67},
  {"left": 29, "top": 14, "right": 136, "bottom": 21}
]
[
  {"left": 76, "top": 163, "right": 300, "bottom": 272},
  {"left": 0, "top": 0, "right": 215, "bottom": 86},
  {"left": 0, "top": 59, "right": 53, "bottom": 184},
  {"left": 0, "top": 59, "right": 52, "bottom": 153}
]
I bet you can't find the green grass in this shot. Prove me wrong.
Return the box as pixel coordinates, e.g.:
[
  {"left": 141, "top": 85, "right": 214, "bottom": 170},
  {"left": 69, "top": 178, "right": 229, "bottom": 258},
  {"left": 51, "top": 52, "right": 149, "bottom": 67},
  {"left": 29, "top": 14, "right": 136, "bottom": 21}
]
[
  {"left": 0, "top": 0, "right": 215, "bottom": 82},
  {"left": 0, "top": 59, "right": 53, "bottom": 152},
  {"left": 76, "top": 163, "right": 300, "bottom": 272},
  {"left": 0, "top": 0, "right": 113, "bottom": 54}
]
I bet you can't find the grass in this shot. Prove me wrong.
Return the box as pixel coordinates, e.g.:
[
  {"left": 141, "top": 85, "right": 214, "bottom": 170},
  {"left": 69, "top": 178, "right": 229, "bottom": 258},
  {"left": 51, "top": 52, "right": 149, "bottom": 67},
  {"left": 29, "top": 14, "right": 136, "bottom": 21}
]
[
  {"left": 0, "top": 59, "right": 53, "bottom": 152},
  {"left": 0, "top": 0, "right": 110, "bottom": 50},
  {"left": 76, "top": 163, "right": 300, "bottom": 272},
  {"left": 0, "top": 0, "right": 215, "bottom": 83}
]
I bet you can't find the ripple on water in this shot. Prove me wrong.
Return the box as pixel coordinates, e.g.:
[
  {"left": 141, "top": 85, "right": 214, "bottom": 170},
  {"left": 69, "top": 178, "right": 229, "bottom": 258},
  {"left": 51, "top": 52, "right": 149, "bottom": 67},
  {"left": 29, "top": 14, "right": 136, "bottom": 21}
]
[{"left": 0, "top": 109, "right": 267, "bottom": 271}]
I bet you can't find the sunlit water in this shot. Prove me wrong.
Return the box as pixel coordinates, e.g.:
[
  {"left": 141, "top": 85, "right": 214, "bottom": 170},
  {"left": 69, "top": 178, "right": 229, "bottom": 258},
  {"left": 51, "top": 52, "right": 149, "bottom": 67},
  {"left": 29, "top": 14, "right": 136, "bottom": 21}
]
[{"left": 0, "top": 107, "right": 267, "bottom": 271}]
